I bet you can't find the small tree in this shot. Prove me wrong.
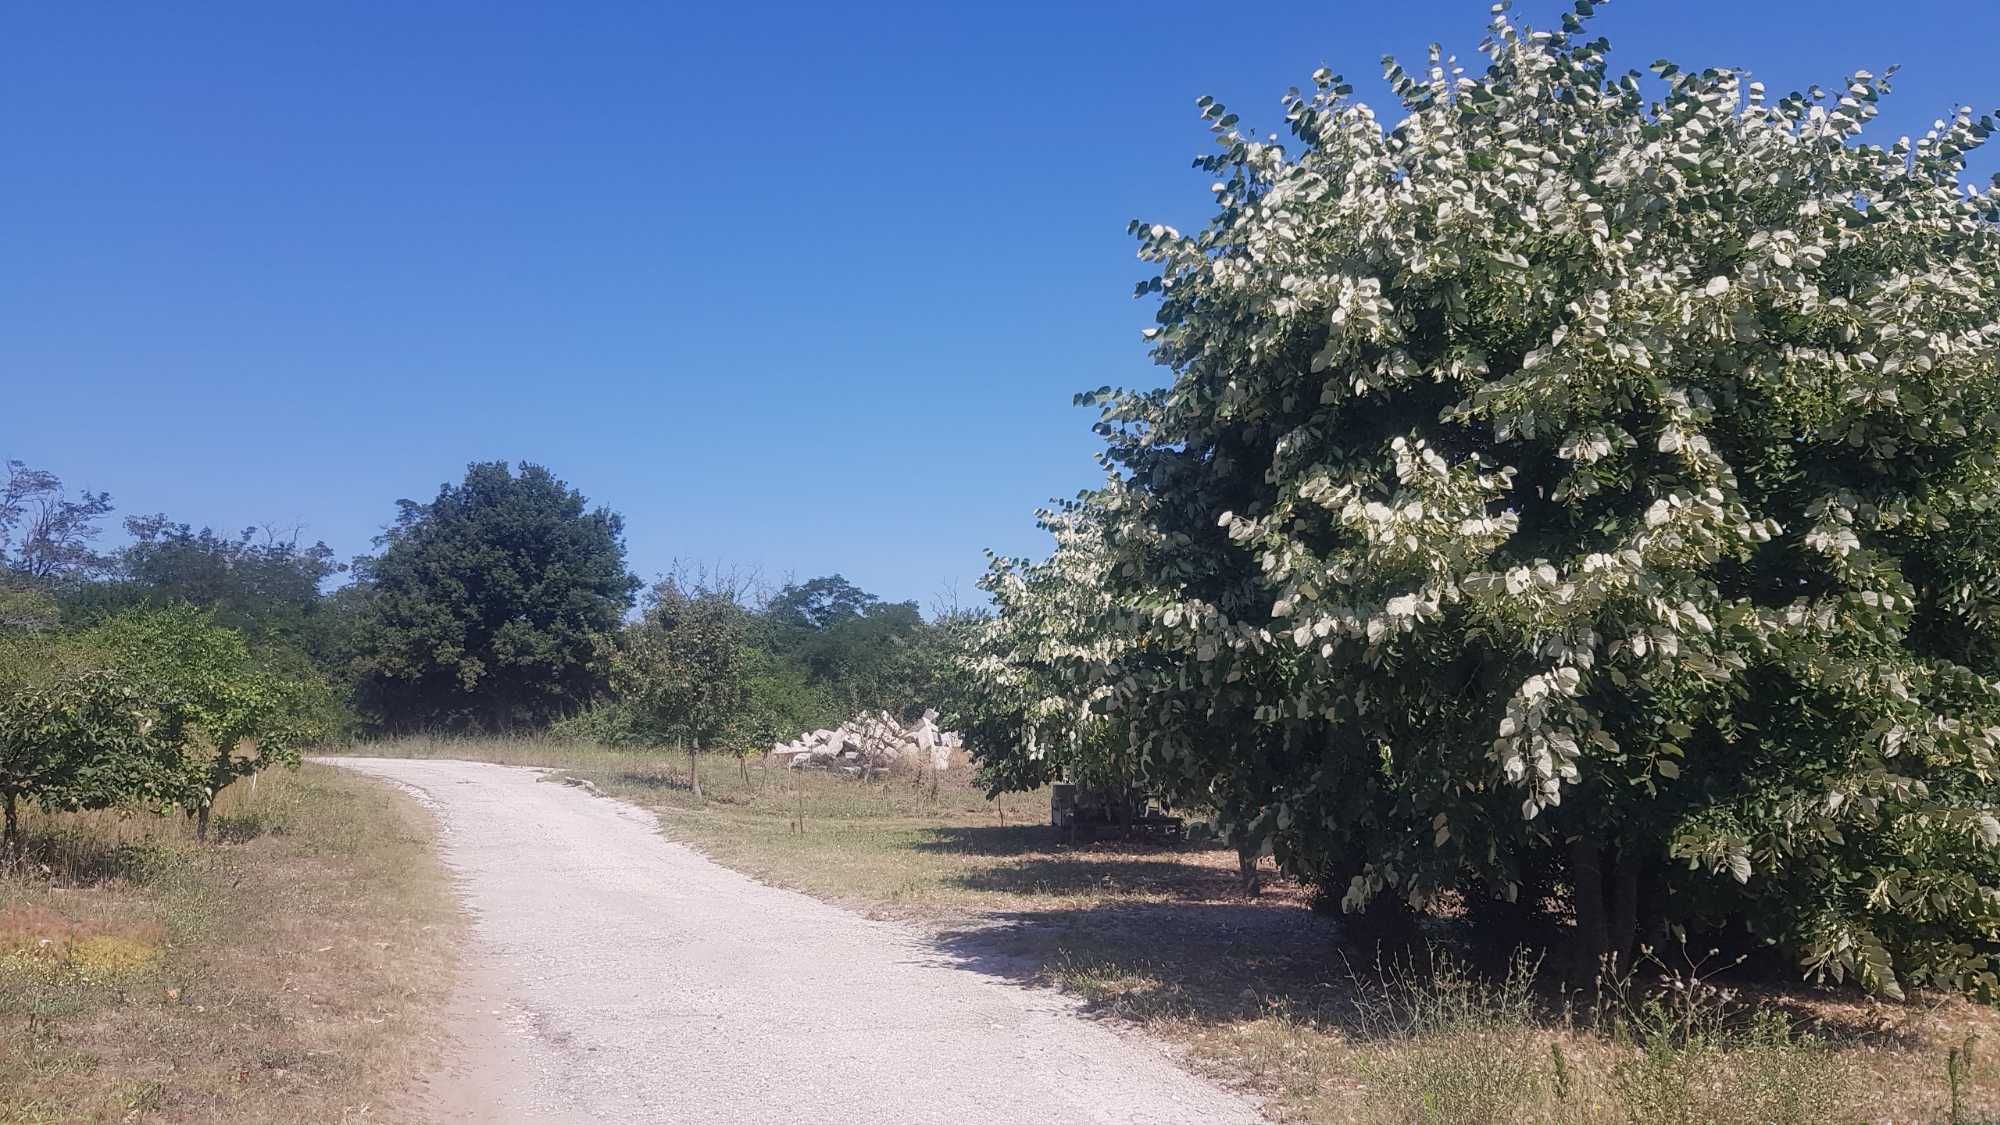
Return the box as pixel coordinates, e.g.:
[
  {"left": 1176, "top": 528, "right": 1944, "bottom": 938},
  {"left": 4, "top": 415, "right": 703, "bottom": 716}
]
[
  {"left": 612, "top": 580, "right": 750, "bottom": 799},
  {"left": 0, "top": 639, "right": 163, "bottom": 855},
  {"left": 89, "top": 606, "right": 330, "bottom": 840}
]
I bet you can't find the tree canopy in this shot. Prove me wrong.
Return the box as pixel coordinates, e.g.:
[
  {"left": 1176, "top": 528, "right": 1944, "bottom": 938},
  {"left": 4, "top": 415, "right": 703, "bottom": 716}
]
[
  {"left": 88, "top": 605, "right": 332, "bottom": 839},
  {"left": 352, "top": 461, "right": 640, "bottom": 732},
  {"left": 611, "top": 579, "right": 751, "bottom": 796},
  {"left": 1, "top": 460, "right": 113, "bottom": 585},
  {"left": 966, "top": 3, "right": 2000, "bottom": 997},
  {"left": 0, "top": 635, "right": 165, "bottom": 853},
  {"left": 63, "top": 516, "right": 348, "bottom": 667},
  {"left": 760, "top": 575, "right": 934, "bottom": 716}
]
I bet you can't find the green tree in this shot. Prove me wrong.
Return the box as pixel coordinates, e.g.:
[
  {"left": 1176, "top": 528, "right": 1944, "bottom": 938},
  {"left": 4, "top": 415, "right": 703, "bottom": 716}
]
[
  {"left": 1, "top": 460, "right": 114, "bottom": 583},
  {"left": 89, "top": 606, "right": 330, "bottom": 841},
  {"left": 353, "top": 462, "right": 640, "bottom": 732},
  {"left": 734, "top": 644, "right": 838, "bottom": 751},
  {"left": 69, "top": 516, "right": 345, "bottom": 650},
  {"left": 0, "top": 638, "right": 163, "bottom": 854},
  {"left": 760, "top": 575, "right": 938, "bottom": 718},
  {"left": 612, "top": 580, "right": 750, "bottom": 799},
  {"left": 766, "top": 575, "right": 879, "bottom": 631},
  {"left": 973, "top": 4, "right": 2000, "bottom": 996}
]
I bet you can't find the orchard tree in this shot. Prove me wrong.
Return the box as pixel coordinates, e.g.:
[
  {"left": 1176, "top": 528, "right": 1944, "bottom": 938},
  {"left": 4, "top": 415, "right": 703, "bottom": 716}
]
[
  {"left": 0, "top": 639, "right": 164, "bottom": 855},
  {"left": 612, "top": 579, "right": 750, "bottom": 799},
  {"left": 972, "top": 3, "right": 2000, "bottom": 997},
  {"left": 90, "top": 606, "right": 330, "bottom": 840},
  {"left": 353, "top": 462, "right": 640, "bottom": 732}
]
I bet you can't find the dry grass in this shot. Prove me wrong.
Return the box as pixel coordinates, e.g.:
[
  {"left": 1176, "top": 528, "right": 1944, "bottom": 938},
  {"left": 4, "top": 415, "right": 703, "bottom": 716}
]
[
  {"left": 338, "top": 735, "right": 2000, "bottom": 1125},
  {"left": 0, "top": 763, "right": 456, "bottom": 1124}
]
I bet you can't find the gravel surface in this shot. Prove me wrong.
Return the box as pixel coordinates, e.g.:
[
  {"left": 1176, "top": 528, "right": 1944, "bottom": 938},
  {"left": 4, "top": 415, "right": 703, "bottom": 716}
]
[{"left": 329, "top": 757, "right": 1266, "bottom": 1125}]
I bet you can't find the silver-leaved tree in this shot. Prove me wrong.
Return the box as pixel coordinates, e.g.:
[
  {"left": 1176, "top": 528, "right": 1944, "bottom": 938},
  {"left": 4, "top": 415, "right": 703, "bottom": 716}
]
[{"left": 963, "top": 1, "right": 2000, "bottom": 997}]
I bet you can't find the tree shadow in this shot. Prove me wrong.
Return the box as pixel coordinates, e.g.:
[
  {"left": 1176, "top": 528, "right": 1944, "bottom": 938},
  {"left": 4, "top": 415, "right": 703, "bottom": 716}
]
[
  {"left": 928, "top": 898, "right": 1349, "bottom": 1028},
  {"left": 944, "top": 854, "right": 1253, "bottom": 900},
  {"left": 8, "top": 828, "right": 172, "bottom": 887},
  {"left": 911, "top": 823, "right": 1238, "bottom": 860},
  {"left": 210, "top": 811, "right": 274, "bottom": 844},
  {"left": 907, "top": 824, "right": 1066, "bottom": 857},
  {"left": 922, "top": 893, "right": 1940, "bottom": 1052}
]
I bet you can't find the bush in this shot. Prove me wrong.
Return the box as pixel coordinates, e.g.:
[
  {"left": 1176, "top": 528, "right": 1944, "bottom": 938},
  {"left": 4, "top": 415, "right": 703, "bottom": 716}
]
[
  {"left": 969, "top": 2, "right": 2000, "bottom": 995},
  {"left": 549, "top": 701, "right": 643, "bottom": 748},
  {"left": 0, "top": 638, "right": 166, "bottom": 856},
  {"left": 86, "top": 606, "right": 329, "bottom": 841}
]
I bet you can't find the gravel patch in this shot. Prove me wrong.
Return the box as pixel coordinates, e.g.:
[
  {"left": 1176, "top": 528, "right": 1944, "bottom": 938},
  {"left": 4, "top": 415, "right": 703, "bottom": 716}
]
[{"left": 328, "top": 757, "right": 1267, "bottom": 1125}]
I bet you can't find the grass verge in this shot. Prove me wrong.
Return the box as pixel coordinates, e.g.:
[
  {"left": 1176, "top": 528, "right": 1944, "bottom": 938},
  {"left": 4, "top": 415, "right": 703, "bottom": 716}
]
[
  {"left": 1, "top": 763, "right": 455, "bottom": 1124},
  {"left": 338, "top": 735, "right": 2000, "bottom": 1124}
]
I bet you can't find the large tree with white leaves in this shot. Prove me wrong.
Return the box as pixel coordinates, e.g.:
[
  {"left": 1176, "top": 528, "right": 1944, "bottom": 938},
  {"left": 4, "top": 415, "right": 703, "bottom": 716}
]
[{"left": 967, "top": 1, "right": 2000, "bottom": 996}]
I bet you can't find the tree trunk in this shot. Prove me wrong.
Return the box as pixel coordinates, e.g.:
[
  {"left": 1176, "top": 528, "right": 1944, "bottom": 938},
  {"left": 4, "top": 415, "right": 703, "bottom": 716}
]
[
  {"left": 196, "top": 803, "right": 212, "bottom": 843},
  {"left": 1570, "top": 836, "right": 1609, "bottom": 987},
  {"left": 3, "top": 791, "right": 18, "bottom": 857},
  {"left": 686, "top": 739, "right": 702, "bottom": 801},
  {"left": 1607, "top": 848, "right": 1643, "bottom": 976},
  {"left": 1238, "top": 848, "right": 1262, "bottom": 898}
]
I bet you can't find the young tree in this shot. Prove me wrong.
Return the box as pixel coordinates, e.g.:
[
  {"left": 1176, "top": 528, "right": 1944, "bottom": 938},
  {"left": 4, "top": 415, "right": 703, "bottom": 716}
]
[
  {"left": 612, "top": 580, "right": 750, "bottom": 799},
  {"left": 975, "top": 4, "right": 2000, "bottom": 996},
  {"left": 89, "top": 606, "right": 330, "bottom": 841},
  {"left": 352, "top": 462, "right": 640, "bottom": 732},
  {"left": 0, "top": 639, "right": 163, "bottom": 855}
]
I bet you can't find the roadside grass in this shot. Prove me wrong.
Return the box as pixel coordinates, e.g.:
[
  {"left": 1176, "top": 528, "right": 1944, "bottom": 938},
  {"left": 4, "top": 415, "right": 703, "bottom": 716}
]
[
  {"left": 340, "top": 735, "right": 2000, "bottom": 1124},
  {"left": 0, "top": 763, "right": 455, "bottom": 1124}
]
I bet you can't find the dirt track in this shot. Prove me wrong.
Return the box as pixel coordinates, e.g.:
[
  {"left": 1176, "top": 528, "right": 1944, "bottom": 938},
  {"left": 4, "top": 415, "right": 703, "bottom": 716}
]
[{"left": 329, "top": 757, "right": 1265, "bottom": 1125}]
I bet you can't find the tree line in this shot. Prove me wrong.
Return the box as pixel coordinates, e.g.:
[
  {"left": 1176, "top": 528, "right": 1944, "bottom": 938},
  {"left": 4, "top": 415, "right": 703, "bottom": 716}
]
[{"left": 1, "top": 457, "right": 973, "bottom": 848}]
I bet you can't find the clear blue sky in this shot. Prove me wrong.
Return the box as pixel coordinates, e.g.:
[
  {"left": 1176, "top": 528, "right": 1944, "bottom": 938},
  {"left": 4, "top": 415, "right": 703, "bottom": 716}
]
[{"left": 6, "top": 1, "right": 1996, "bottom": 607}]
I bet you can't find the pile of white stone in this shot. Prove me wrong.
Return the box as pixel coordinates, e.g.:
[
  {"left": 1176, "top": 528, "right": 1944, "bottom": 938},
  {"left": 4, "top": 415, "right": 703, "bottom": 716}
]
[{"left": 767, "top": 709, "right": 963, "bottom": 775}]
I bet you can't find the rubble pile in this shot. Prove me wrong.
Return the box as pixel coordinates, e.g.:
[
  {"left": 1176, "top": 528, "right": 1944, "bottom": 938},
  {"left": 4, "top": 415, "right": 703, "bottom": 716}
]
[{"left": 767, "top": 709, "right": 963, "bottom": 775}]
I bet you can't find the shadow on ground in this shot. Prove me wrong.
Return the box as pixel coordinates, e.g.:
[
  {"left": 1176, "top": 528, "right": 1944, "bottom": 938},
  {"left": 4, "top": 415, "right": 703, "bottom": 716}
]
[
  {"left": 927, "top": 892, "right": 1348, "bottom": 1029},
  {"left": 922, "top": 876, "right": 1932, "bottom": 1050},
  {"left": 943, "top": 854, "right": 1253, "bottom": 900},
  {"left": 912, "top": 823, "right": 1239, "bottom": 860}
]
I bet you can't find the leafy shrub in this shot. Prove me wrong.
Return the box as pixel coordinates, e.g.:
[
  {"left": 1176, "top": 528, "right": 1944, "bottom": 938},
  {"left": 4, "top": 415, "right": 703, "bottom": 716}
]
[
  {"left": 87, "top": 606, "right": 330, "bottom": 840},
  {"left": 967, "top": 1, "right": 2000, "bottom": 995},
  {"left": 0, "top": 638, "right": 168, "bottom": 855},
  {"left": 549, "top": 701, "right": 644, "bottom": 748}
]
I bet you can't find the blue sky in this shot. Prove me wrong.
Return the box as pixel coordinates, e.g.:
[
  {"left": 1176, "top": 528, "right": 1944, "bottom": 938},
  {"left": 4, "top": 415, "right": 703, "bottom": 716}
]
[{"left": 5, "top": 1, "right": 1996, "bottom": 608}]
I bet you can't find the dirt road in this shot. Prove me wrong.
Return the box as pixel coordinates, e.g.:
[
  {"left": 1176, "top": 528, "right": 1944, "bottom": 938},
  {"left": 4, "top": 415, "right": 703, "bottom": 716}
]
[{"left": 330, "top": 757, "right": 1265, "bottom": 1125}]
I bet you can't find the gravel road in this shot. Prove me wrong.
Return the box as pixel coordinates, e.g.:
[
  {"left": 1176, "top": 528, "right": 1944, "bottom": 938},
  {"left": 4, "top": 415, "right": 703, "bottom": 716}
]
[{"left": 330, "top": 757, "right": 1266, "bottom": 1125}]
